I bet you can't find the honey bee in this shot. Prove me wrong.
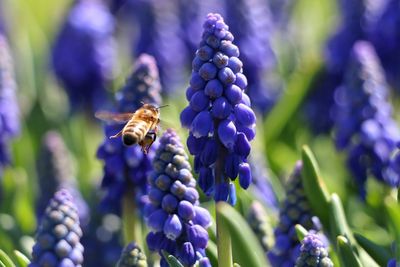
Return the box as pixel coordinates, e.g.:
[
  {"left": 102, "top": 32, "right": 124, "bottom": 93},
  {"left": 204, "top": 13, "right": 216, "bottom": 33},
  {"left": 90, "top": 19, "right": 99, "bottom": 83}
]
[{"left": 95, "top": 103, "right": 167, "bottom": 154}]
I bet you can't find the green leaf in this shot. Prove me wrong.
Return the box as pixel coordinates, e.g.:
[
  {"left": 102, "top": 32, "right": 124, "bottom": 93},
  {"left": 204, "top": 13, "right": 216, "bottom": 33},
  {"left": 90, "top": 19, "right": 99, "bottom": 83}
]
[
  {"left": 354, "top": 233, "right": 391, "bottom": 266},
  {"left": 205, "top": 240, "right": 218, "bottom": 267},
  {"left": 13, "top": 251, "right": 30, "bottom": 267},
  {"left": 216, "top": 202, "right": 270, "bottom": 267},
  {"left": 161, "top": 251, "right": 184, "bottom": 267},
  {"left": 0, "top": 250, "right": 15, "bottom": 267},
  {"left": 264, "top": 61, "right": 322, "bottom": 146},
  {"left": 301, "top": 145, "right": 331, "bottom": 228},
  {"left": 0, "top": 260, "right": 6, "bottom": 267},
  {"left": 337, "top": 236, "right": 363, "bottom": 267},
  {"left": 295, "top": 224, "right": 308, "bottom": 242}
]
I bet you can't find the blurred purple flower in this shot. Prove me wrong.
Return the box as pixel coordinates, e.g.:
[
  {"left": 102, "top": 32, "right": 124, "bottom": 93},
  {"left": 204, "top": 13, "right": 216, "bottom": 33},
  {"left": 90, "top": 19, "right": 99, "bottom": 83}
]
[
  {"left": 133, "top": 0, "right": 187, "bottom": 94},
  {"left": 36, "top": 131, "right": 89, "bottom": 227},
  {"left": 368, "top": 0, "right": 400, "bottom": 91},
  {"left": 0, "top": 33, "right": 19, "bottom": 178},
  {"left": 116, "top": 241, "right": 147, "bottom": 267},
  {"left": 268, "top": 162, "right": 325, "bottom": 267},
  {"left": 145, "top": 129, "right": 211, "bottom": 267},
  {"left": 29, "top": 189, "right": 84, "bottom": 267},
  {"left": 51, "top": 0, "right": 115, "bottom": 112},
  {"left": 181, "top": 13, "right": 256, "bottom": 204},
  {"left": 295, "top": 233, "right": 333, "bottom": 267},
  {"left": 334, "top": 41, "right": 400, "bottom": 197},
  {"left": 97, "top": 54, "right": 161, "bottom": 214},
  {"left": 225, "top": 0, "right": 280, "bottom": 115},
  {"left": 247, "top": 201, "right": 274, "bottom": 253}
]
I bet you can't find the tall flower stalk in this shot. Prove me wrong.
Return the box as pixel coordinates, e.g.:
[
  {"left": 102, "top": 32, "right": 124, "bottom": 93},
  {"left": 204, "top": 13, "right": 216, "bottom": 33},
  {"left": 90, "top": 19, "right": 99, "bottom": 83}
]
[
  {"left": 145, "top": 129, "right": 211, "bottom": 267},
  {"left": 97, "top": 54, "right": 162, "bottom": 245},
  {"left": 180, "top": 13, "right": 256, "bottom": 267}
]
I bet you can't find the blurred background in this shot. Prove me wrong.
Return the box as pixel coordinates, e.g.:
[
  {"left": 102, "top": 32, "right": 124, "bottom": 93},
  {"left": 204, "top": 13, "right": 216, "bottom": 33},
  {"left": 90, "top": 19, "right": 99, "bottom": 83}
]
[{"left": 0, "top": 0, "right": 399, "bottom": 265}]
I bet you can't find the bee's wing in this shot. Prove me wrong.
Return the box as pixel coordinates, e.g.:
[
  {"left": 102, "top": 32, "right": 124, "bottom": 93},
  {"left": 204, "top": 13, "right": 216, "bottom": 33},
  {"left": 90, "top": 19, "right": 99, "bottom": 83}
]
[{"left": 95, "top": 111, "right": 133, "bottom": 123}]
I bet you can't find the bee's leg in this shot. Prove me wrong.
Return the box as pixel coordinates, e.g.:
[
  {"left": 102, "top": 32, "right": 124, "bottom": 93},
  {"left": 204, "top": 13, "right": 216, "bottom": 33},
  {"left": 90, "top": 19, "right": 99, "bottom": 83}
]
[
  {"left": 110, "top": 130, "right": 123, "bottom": 139},
  {"left": 143, "top": 132, "right": 157, "bottom": 154}
]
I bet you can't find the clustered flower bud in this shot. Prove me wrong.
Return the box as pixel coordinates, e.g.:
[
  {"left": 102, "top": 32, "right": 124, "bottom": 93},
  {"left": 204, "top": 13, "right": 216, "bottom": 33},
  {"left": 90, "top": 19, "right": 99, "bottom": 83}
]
[
  {"left": 29, "top": 189, "right": 84, "bottom": 267},
  {"left": 0, "top": 33, "right": 19, "bottom": 178},
  {"left": 116, "top": 242, "right": 147, "bottom": 267},
  {"left": 180, "top": 13, "right": 256, "bottom": 204},
  {"left": 334, "top": 41, "right": 400, "bottom": 197},
  {"left": 268, "top": 161, "right": 325, "bottom": 267},
  {"left": 225, "top": 0, "right": 280, "bottom": 115},
  {"left": 97, "top": 54, "right": 161, "bottom": 214},
  {"left": 133, "top": 0, "right": 187, "bottom": 94},
  {"left": 247, "top": 201, "right": 274, "bottom": 252},
  {"left": 145, "top": 129, "right": 211, "bottom": 267},
  {"left": 51, "top": 0, "right": 115, "bottom": 112},
  {"left": 295, "top": 233, "right": 333, "bottom": 267},
  {"left": 36, "top": 131, "right": 89, "bottom": 227}
]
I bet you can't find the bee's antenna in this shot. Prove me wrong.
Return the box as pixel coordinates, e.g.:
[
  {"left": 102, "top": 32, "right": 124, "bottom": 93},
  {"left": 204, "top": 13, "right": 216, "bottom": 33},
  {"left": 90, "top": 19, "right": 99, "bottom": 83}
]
[
  {"left": 157, "top": 104, "right": 169, "bottom": 110},
  {"left": 140, "top": 101, "right": 146, "bottom": 106}
]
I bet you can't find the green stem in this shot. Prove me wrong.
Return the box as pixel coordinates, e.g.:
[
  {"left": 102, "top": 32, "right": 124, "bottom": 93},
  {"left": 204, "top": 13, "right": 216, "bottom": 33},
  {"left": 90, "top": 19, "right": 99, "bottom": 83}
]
[
  {"left": 122, "top": 191, "right": 143, "bottom": 248},
  {"left": 216, "top": 205, "right": 233, "bottom": 267}
]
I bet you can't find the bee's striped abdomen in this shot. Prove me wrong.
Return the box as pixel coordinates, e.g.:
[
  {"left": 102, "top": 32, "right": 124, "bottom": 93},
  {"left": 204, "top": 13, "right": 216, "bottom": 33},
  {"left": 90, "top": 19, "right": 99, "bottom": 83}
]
[{"left": 122, "top": 119, "right": 150, "bottom": 146}]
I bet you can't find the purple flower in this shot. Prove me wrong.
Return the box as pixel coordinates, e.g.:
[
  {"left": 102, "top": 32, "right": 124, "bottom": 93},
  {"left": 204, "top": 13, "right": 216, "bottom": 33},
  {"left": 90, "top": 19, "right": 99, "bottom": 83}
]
[
  {"left": 268, "top": 162, "right": 325, "bottom": 267},
  {"left": 97, "top": 54, "right": 161, "bottom": 214},
  {"left": 368, "top": 0, "right": 400, "bottom": 91},
  {"left": 116, "top": 242, "right": 147, "bottom": 267},
  {"left": 0, "top": 34, "right": 19, "bottom": 178},
  {"left": 133, "top": 0, "right": 187, "bottom": 94},
  {"left": 36, "top": 131, "right": 89, "bottom": 227},
  {"left": 225, "top": 0, "right": 281, "bottom": 115},
  {"left": 295, "top": 233, "right": 333, "bottom": 267},
  {"left": 145, "top": 129, "right": 211, "bottom": 266},
  {"left": 51, "top": 0, "right": 115, "bottom": 112},
  {"left": 29, "top": 189, "right": 84, "bottom": 267},
  {"left": 333, "top": 41, "right": 400, "bottom": 197},
  {"left": 180, "top": 13, "right": 256, "bottom": 204}
]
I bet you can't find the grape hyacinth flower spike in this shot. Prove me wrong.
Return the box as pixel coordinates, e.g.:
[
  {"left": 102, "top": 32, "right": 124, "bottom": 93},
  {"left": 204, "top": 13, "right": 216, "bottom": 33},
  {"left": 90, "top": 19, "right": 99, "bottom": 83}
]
[
  {"left": 268, "top": 161, "right": 326, "bottom": 267},
  {"left": 295, "top": 233, "right": 333, "bottom": 267},
  {"left": 51, "top": 0, "right": 115, "bottom": 113},
  {"left": 116, "top": 242, "right": 147, "bottom": 267},
  {"left": 334, "top": 41, "right": 400, "bottom": 197},
  {"left": 180, "top": 13, "right": 256, "bottom": 205},
  {"left": 145, "top": 129, "right": 211, "bottom": 267},
  {"left": 36, "top": 131, "right": 89, "bottom": 227},
  {"left": 29, "top": 189, "right": 84, "bottom": 267}
]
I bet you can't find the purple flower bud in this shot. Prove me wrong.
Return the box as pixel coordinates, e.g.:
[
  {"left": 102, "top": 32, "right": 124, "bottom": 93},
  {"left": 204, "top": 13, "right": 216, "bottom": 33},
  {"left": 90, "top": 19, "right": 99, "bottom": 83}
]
[
  {"left": 205, "top": 79, "right": 223, "bottom": 98},
  {"left": 190, "top": 90, "right": 210, "bottom": 112},
  {"left": 187, "top": 225, "right": 209, "bottom": 249},
  {"left": 148, "top": 209, "right": 168, "bottom": 232},
  {"left": 214, "top": 183, "right": 229, "bottom": 202},
  {"left": 146, "top": 232, "right": 163, "bottom": 251},
  {"left": 199, "top": 167, "right": 215, "bottom": 195},
  {"left": 187, "top": 134, "right": 206, "bottom": 156},
  {"left": 235, "top": 73, "right": 248, "bottom": 89},
  {"left": 199, "top": 257, "right": 212, "bottom": 267},
  {"left": 170, "top": 180, "right": 187, "bottom": 199},
  {"left": 186, "top": 86, "right": 196, "bottom": 101},
  {"left": 224, "top": 154, "right": 240, "bottom": 179},
  {"left": 178, "top": 200, "right": 195, "bottom": 221},
  {"left": 225, "top": 84, "right": 243, "bottom": 105},
  {"left": 206, "top": 35, "right": 220, "bottom": 48},
  {"left": 193, "top": 206, "right": 212, "bottom": 228},
  {"left": 228, "top": 183, "right": 237, "bottom": 205},
  {"left": 161, "top": 194, "right": 179, "bottom": 213},
  {"left": 184, "top": 187, "right": 200, "bottom": 203},
  {"left": 235, "top": 132, "right": 251, "bottom": 157},
  {"left": 192, "top": 56, "right": 205, "bottom": 71},
  {"left": 237, "top": 123, "right": 256, "bottom": 141},
  {"left": 211, "top": 97, "right": 232, "bottom": 119},
  {"left": 155, "top": 174, "right": 172, "bottom": 191},
  {"left": 235, "top": 103, "right": 256, "bottom": 126},
  {"left": 228, "top": 57, "right": 243, "bottom": 73},
  {"left": 164, "top": 214, "right": 183, "bottom": 240},
  {"left": 213, "top": 52, "right": 229, "bottom": 68},
  {"left": 190, "top": 73, "right": 207, "bottom": 90},
  {"left": 180, "top": 242, "right": 196, "bottom": 266},
  {"left": 239, "top": 163, "right": 251, "bottom": 189},
  {"left": 199, "top": 62, "right": 218, "bottom": 80},
  {"left": 191, "top": 111, "right": 213, "bottom": 138},
  {"left": 220, "top": 40, "right": 240, "bottom": 57},
  {"left": 197, "top": 45, "right": 214, "bottom": 61},
  {"left": 218, "top": 67, "right": 236, "bottom": 85},
  {"left": 218, "top": 120, "right": 237, "bottom": 150},
  {"left": 200, "top": 139, "right": 218, "bottom": 166},
  {"left": 149, "top": 187, "right": 165, "bottom": 206}
]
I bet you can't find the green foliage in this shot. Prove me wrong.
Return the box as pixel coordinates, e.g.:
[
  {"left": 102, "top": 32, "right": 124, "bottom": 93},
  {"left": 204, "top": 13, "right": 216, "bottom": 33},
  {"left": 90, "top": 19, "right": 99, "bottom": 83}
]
[{"left": 161, "top": 251, "right": 184, "bottom": 267}]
